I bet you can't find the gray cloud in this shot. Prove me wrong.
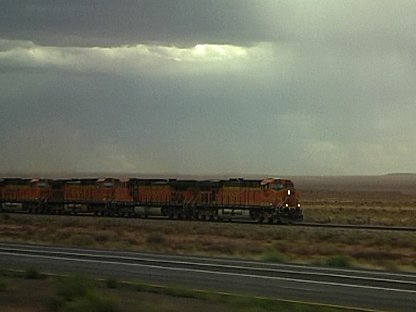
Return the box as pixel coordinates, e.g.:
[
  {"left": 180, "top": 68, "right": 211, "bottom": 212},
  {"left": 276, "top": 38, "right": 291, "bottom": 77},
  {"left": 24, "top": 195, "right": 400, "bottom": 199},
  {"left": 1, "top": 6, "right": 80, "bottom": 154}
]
[
  {"left": 2, "top": 1, "right": 416, "bottom": 49},
  {"left": 0, "top": 1, "right": 277, "bottom": 47},
  {"left": 1, "top": 1, "right": 416, "bottom": 176}
]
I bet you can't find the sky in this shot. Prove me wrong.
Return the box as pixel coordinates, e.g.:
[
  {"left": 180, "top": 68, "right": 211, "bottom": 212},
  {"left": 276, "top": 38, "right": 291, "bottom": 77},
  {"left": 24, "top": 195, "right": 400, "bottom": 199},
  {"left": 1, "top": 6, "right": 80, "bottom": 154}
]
[{"left": 1, "top": 1, "right": 416, "bottom": 176}]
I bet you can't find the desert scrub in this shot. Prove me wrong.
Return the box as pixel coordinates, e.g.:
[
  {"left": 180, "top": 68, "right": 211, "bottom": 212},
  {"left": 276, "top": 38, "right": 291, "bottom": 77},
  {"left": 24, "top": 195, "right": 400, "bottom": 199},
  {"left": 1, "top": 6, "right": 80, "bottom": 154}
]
[
  {"left": 93, "top": 230, "right": 115, "bottom": 243},
  {"left": 0, "top": 277, "right": 8, "bottom": 291},
  {"left": 146, "top": 232, "right": 167, "bottom": 245},
  {"left": 324, "top": 255, "right": 352, "bottom": 268},
  {"left": 62, "top": 292, "right": 118, "bottom": 312},
  {"left": 65, "top": 233, "right": 96, "bottom": 247},
  {"left": 54, "top": 274, "right": 96, "bottom": 301},
  {"left": 224, "top": 295, "right": 351, "bottom": 312},
  {"left": 49, "top": 274, "right": 118, "bottom": 312},
  {"left": 304, "top": 206, "right": 416, "bottom": 227},
  {"left": 105, "top": 277, "right": 118, "bottom": 289},
  {"left": 0, "top": 213, "right": 11, "bottom": 221},
  {"left": 260, "top": 249, "right": 287, "bottom": 263},
  {"left": 24, "top": 267, "right": 42, "bottom": 279}
]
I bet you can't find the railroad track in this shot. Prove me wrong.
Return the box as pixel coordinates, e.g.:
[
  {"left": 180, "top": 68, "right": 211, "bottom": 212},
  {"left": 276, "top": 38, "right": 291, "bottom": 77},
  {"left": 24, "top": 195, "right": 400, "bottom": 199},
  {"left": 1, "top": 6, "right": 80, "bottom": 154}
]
[
  {"left": 294, "top": 222, "right": 416, "bottom": 232},
  {"left": 2, "top": 210, "right": 416, "bottom": 232}
]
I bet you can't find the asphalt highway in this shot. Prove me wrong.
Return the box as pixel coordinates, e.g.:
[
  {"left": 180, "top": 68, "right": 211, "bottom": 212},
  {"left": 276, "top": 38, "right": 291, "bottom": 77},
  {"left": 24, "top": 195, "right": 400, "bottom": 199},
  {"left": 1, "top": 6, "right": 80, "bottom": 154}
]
[{"left": 0, "top": 242, "right": 415, "bottom": 311}]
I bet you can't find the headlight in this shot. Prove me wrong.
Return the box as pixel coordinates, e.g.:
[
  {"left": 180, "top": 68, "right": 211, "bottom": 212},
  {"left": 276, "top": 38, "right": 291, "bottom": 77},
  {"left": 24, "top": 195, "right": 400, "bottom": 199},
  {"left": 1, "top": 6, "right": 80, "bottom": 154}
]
[
  {"left": 297, "top": 203, "right": 301, "bottom": 208},
  {"left": 287, "top": 189, "right": 291, "bottom": 196},
  {"left": 285, "top": 204, "right": 289, "bottom": 207}
]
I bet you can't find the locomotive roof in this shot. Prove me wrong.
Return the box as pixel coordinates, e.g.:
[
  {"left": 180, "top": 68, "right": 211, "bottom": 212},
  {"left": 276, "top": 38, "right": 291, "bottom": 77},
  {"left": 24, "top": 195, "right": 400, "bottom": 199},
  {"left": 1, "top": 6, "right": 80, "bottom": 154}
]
[
  {"left": 1, "top": 178, "right": 32, "bottom": 185},
  {"left": 0, "top": 177, "right": 294, "bottom": 187},
  {"left": 261, "top": 178, "right": 293, "bottom": 185}
]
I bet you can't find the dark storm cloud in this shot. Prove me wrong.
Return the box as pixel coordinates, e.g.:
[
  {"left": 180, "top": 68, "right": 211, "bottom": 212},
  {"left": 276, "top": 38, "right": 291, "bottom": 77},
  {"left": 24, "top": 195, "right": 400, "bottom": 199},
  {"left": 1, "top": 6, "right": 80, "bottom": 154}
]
[
  {"left": 2, "top": 1, "right": 416, "bottom": 175},
  {"left": 0, "top": 0, "right": 280, "bottom": 47},
  {"left": 2, "top": 1, "right": 416, "bottom": 51}
]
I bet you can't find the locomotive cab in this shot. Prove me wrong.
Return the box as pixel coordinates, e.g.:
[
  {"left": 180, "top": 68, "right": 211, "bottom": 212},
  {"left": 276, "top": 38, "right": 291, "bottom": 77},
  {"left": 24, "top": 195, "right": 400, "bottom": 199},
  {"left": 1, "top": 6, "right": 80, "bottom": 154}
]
[
  {"left": 261, "top": 178, "right": 302, "bottom": 222},
  {"left": 261, "top": 178, "right": 293, "bottom": 194},
  {"left": 29, "top": 178, "right": 52, "bottom": 202}
]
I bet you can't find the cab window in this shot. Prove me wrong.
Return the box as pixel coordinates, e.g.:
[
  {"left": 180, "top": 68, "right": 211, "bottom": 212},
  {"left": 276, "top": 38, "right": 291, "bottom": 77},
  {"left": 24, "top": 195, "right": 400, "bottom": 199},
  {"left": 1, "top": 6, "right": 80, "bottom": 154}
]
[
  {"left": 103, "top": 182, "right": 113, "bottom": 188},
  {"left": 272, "top": 183, "right": 284, "bottom": 191}
]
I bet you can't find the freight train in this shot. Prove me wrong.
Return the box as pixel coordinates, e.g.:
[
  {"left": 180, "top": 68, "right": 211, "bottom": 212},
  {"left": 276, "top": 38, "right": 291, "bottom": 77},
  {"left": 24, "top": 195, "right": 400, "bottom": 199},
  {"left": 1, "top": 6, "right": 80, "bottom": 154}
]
[{"left": 0, "top": 177, "right": 303, "bottom": 223}]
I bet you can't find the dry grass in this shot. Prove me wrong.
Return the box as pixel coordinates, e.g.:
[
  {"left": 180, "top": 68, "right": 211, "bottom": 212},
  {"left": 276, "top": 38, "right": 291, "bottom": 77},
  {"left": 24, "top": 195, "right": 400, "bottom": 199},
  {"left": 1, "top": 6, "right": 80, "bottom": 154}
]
[
  {"left": 298, "top": 179, "right": 416, "bottom": 226},
  {"left": 304, "top": 206, "right": 416, "bottom": 226},
  {"left": 1, "top": 214, "right": 416, "bottom": 271},
  {"left": 296, "top": 174, "right": 416, "bottom": 227}
]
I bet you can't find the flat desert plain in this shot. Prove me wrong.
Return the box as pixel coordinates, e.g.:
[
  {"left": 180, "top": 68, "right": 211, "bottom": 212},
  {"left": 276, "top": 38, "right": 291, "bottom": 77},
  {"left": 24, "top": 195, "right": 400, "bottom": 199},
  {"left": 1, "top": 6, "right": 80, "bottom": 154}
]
[
  {"left": 0, "top": 174, "right": 415, "bottom": 271},
  {"left": 293, "top": 174, "right": 416, "bottom": 226}
]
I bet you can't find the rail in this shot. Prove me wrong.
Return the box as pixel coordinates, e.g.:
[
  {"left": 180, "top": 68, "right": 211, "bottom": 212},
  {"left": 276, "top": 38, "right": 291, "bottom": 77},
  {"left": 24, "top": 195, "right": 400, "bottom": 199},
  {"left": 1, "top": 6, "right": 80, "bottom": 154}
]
[{"left": 1, "top": 210, "right": 415, "bottom": 232}]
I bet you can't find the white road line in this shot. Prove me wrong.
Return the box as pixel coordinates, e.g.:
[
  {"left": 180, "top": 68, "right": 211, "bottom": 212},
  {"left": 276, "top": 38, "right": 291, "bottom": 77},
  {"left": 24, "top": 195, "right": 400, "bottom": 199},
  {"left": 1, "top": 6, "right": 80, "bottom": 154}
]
[
  {"left": 1, "top": 250, "right": 416, "bottom": 295},
  {"left": 1, "top": 242, "right": 414, "bottom": 279},
  {"left": 0, "top": 246, "right": 415, "bottom": 286}
]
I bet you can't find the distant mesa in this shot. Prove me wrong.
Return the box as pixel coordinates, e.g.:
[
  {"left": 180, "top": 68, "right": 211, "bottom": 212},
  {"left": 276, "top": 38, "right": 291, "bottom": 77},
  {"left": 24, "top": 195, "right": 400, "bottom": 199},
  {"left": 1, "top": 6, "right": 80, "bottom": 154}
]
[{"left": 384, "top": 173, "right": 416, "bottom": 176}]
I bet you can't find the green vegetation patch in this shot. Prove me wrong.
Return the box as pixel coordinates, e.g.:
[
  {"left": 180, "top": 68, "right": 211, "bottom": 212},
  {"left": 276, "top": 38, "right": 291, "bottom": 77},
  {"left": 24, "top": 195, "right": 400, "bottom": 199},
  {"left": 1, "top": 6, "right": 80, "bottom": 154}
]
[
  {"left": 324, "top": 255, "right": 352, "bottom": 268},
  {"left": 105, "top": 277, "right": 118, "bottom": 289},
  {"left": 260, "top": 249, "right": 287, "bottom": 263},
  {"left": 49, "top": 274, "right": 118, "bottom": 312},
  {"left": 0, "top": 268, "right": 367, "bottom": 312},
  {"left": 0, "top": 277, "right": 8, "bottom": 292},
  {"left": 128, "top": 280, "right": 354, "bottom": 312},
  {"left": 24, "top": 267, "right": 43, "bottom": 279}
]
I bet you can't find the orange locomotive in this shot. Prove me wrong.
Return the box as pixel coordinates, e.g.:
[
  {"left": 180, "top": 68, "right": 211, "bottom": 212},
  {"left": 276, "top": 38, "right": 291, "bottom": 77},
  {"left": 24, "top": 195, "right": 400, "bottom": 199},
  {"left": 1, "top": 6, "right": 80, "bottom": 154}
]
[
  {"left": 0, "top": 178, "right": 53, "bottom": 213},
  {"left": 0, "top": 177, "right": 302, "bottom": 223}
]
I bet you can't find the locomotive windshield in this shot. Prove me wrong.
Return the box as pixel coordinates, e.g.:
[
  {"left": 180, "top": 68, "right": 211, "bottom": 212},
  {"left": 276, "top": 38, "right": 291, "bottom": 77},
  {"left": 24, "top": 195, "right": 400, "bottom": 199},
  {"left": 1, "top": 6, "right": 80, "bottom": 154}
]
[
  {"left": 103, "top": 182, "right": 113, "bottom": 188},
  {"left": 272, "top": 183, "right": 284, "bottom": 190},
  {"left": 271, "top": 180, "right": 294, "bottom": 191}
]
